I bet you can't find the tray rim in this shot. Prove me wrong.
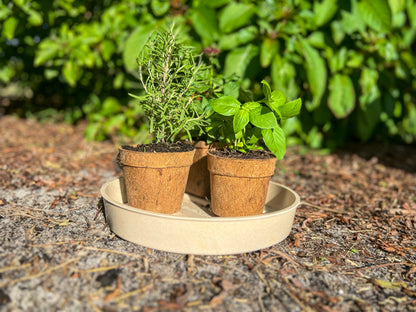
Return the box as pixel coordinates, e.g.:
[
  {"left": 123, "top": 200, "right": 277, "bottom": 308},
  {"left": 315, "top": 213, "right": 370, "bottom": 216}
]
[{"left": 100, "top": 177, "right": 301, "bottom": 222}]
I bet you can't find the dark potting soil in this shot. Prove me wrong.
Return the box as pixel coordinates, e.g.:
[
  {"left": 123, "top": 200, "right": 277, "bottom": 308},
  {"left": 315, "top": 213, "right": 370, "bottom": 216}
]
[
  {"left": 210, "top": 148, "right": 274, "bottom": 159},
  {"left": 122, "top": 141, "right": 194, "bottom": 153}
]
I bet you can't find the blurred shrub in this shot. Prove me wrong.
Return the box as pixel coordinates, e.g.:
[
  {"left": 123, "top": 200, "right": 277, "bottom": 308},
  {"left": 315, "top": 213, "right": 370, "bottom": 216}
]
[{"left": 1, "top": 0, "right": 415, "bottom": 147}]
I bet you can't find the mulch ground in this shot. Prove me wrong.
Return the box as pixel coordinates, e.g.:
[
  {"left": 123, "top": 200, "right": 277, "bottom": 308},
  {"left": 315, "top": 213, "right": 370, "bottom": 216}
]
[{"left": 0, "top": 115, "right": 415, "bottom": 312}]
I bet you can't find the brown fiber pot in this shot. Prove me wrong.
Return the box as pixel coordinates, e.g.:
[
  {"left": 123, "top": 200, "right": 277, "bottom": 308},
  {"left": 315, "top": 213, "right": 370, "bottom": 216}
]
[
  {"left": 207, "top": 151, "right": 277, "bottom": 217},
  {"left": 118, "top": 146, "right": 195, "bottom": 214},
  {"left": 185, "top": 141, "right": 210, "bottom": 198}
]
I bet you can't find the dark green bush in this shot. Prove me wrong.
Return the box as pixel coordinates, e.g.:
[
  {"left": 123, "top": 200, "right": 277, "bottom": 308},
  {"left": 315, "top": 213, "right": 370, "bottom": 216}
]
[{"left": 1, "top": 0, "right": 415, "bottom": 147}]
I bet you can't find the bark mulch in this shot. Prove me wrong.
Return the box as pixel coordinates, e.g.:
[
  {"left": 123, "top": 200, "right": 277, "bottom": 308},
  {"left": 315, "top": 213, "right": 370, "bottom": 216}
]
[{"left": 0, "top": 115, "right": 415, "bottom": 312}]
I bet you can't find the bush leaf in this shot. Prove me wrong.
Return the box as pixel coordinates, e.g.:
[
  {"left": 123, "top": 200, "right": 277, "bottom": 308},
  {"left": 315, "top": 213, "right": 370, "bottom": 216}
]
[
  {"left": 63, "top": 61, "right": 78, "bottom": 87},
  {"left": 314, "top": 0, "right": 338, "bottom": 27},
  {"left": 297, "top": 39, "right": 327, "bottom": 111},
  {"left": 123, "top": 23, "right": 157, "bottom": 73},
  {"left": 260, "top": 38, "right": 278, "bottom": 68},
  {"left": 219, "top": 3, "right": 255, "bottom": 33},
  {"left": 358, "top": 0, "right": 392, "bottom": 33},
  {"left": 328, "top": 74, "right": 355, "bottom": 119},
  {"left": 189, "top": 6, "right": 219, "bottom": 45},
  {"left": 224, "top": 44, "right": 259, "bottom": 77},
  {"left": 3, "top": 17, "right": 18, "bottom": 39}
]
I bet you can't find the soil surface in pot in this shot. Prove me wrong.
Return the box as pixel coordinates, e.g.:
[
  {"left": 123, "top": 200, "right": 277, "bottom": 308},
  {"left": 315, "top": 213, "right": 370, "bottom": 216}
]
[
  {"left": 122, "top": 141, "right": 194, "bottom": 153},
  {"left": 210, "top": 148, "right": 274, "bottom": 159}
]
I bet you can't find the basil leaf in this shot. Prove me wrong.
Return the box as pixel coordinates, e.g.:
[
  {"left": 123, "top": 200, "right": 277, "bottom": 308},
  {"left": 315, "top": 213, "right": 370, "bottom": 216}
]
[
  {"left": 233, "top": 108, "right": 250, "bottom": 133},
  {"left": 242, "top": 101, "right": 261, "bottom": 111},
  {"left": 269, "top": 90, "right": 287, "bottom": 116},
  {"left": 261, "top": 80, "right": 272, "bottom": 104},
  {"left": 249, "top": 106, "right": 278, "bottom": 129},
  {"left": 210, "top": 96, "right": 241, "bottom": 116},
  {"left": 262, "top": 126, "right": 286, "bottom": 160},
  {"left": 278, "top": 98, "right": 302, "bottom": 119}
]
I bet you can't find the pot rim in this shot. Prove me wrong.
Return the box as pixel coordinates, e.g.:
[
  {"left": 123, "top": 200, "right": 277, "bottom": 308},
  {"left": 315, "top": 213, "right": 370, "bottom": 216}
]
[
  {"left": 207, "top": 150, "right": 277, "bottom": 161},
  {"left": 118, "top": 146, "right": 195, "bottom": 168}
]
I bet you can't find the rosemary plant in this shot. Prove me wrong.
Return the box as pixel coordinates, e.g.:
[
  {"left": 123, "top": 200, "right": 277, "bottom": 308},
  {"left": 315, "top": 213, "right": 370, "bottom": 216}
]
[{"left": 129, "top": 25, "right": 210, "bottom": 143}]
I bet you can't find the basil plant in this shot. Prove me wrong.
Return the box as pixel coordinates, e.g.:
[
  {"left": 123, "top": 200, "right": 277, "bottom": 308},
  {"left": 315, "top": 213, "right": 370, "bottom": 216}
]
[{"left": 206, "top": 80, "right": 301, "bottom": 160}]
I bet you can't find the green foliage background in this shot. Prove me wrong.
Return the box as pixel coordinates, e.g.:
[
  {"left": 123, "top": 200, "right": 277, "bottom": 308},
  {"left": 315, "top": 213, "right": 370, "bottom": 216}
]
[{"left": 1, "top": 0, "right": 415, "bottom": 148}]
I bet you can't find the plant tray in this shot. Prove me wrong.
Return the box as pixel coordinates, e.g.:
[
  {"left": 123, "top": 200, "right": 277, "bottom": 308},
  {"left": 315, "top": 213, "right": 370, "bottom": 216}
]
[{"left": 100, "top": 178, "right": 300, "bottom": 255}]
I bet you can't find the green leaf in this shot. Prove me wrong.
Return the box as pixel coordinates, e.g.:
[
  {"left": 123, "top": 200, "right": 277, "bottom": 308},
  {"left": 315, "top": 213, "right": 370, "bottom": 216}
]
[
  {"left": 3, "top": 17, "right": 18, "bottom": 39},
  {"left": 151, "top": 0, "right": 170, "bottom": 16},
  {"left": 331, "top": 21, "right": 345, "bottom": 45},
  {"left": 359, "top": 67, "right": 380, "bottom": 108},
  {"left": 102, "top": 97, "right": 122, "bottom": 116},
  {"left": 307, "top": 126, "right": 324, "bottom": 149},
  {"left": 307, "top": 31, "right": 326, "bottom": 49},
  {"left": 242, "top": 101, "right": 261, "bottom": 111},
  {"left": 233, "top": 108, "right": 250, "bottom": 133},
  {"left": 328, "top": 47, "right": 348, "bottom": 73},
  {"left": 314, "top": 0, "right": 338, "bottom": 27},
  {"left": 105, "top": 114, "right": 126, "bottom": 130},
  {"left": 205, "top": 0, "right": 229, "bottom": 8},
  {"left": 328, "top": 74, "right": 355, "bottom": 119},
  {"left": 34, "top": 39, "right": 61, "bottom": 67},
  {"left": 278, "top": 98, "right": 302, "bottom": 120},
  {"left": 270, "top": 90, "right": 287, "bottom": 110},
  {"left": 297, "top": 39, "right": 327, "bottom": 111},
  {"left": 224, "top": 80, "right": 240, "bottom": 98},
  {"left": 262, "top": 126, "right": 286, "bottom": 160},
  {"left": 211, "top": 96, "right": 241, "bottom": 116},
  {"left": 0, "top": 66, "right": 12, "bottom": 83},
  {"left": 247, "top": 127, "right": 262, "bottom": 144},
  {"left": 101, "top": 40, "right": 116, "bottom": 61},
  {"left": 261, "top": 80, "right": 272, "bottom": 103},
  {"left": 219, "top": 3, "right": 256, "bottom": 33},
  {"left": 218, "top": 26, "right": 258, "bottom": 50},
  {"left": 260, "top": 38, "right": 278, "bottom": 68},
  {"left": 224, "top": 44, "right": 259, "bottom": 77},
  {"left": 113, "top": 72, "right": 124, "bottom": 89},
  {"left": 249, "top": 106, "right": 278, "bottom": 129},
  {"left": 44, "top": 69, "right": 59, "bottom": 80},
  {"left": 189, "top": 6, "right": 219, "bottom": 45},
  {"left": 27, "top": 9, "right": 43, "bottom": 26},
  {"left": 346, "top": 50, "right": 364, "bottom": 68},
  {"left": 62, "top": 61, "right": 78, "bottom": 87},
  {"left": 388, "top": 0, "right": 406, "bottom": 14},
  {"left": 357, "top": 99, "right": 381, "bottom": 141},
  {"left": 271, "top": 55, "right": 298, "bottom": 100},
  {"left": 0, "top": 6, "right": 12, "bottom": 20},
  {"left": 123, "top": 23, "right": 157, "bottom": 73},
  {"left": 340, "top": 0, "right": 366, "bottom": 33},
  {"left": 358, "top": 0, "right": 392, "bottom": 33}
]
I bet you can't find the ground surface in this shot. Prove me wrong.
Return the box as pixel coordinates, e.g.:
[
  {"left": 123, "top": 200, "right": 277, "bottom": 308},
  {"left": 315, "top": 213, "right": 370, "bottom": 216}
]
[{"left": 0, "top": 115, "right": 415, "bottom": 312}]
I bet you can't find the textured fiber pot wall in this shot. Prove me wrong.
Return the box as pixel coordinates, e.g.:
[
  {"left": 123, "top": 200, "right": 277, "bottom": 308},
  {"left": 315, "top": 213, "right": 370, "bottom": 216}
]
[
  {"left": 118, "top": 147, "right": 195, "bottom": 214},
  {"left": 207, "top": 152, "right": 277, "bottom": 217}
]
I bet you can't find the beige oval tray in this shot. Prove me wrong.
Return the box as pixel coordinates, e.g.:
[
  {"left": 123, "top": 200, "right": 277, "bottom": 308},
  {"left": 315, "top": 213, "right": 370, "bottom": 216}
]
[{"left": 100, "top": 178, "right": 300, "bottom": 255}]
